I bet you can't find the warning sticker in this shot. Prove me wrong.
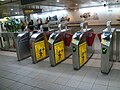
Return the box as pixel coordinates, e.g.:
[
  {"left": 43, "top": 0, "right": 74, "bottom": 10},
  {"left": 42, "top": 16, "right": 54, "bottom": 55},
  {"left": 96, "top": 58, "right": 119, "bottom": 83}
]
[
  {"left": 72, "top": 39, "right": 79, "bottom": 45},
  {"left": 101, "top": 39, "right": 106, "bottom": 46},
  {"left": 79, "top": 42, "right": 87, "bottom": 66},
  {"left": 34, "top": 40, "right": 46, "bottom": 61},
  {"left": 54, "top": 41, "right": 65, "bottom": 64},
  {"left": 101, "top": 39, "right": 110, "bottom": 47}
]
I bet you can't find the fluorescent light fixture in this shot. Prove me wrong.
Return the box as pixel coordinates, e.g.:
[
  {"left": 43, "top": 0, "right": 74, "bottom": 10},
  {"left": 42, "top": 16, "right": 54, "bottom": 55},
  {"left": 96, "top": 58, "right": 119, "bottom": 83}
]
[
  {"left": 11, "top": 9, "right": 13, "bottom": 11},
  {"left": 79, "top": 6, "right": 108, "bottom": 13},
  {"left": 14, "top": 16, "right": 24, "bottom": 19},
  {"left": 57, "top": 0, "right": 59, "bottom": 2},
  {"left": 0, "top": 0, "right": 5, "bottom": 1},
  {"left": 76, "top": 4, "right": 78, "bottom": 6}
]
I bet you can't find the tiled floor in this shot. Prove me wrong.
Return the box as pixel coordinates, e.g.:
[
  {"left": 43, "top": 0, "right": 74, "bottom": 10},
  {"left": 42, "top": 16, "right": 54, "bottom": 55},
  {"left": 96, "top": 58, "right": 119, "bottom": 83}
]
[{"left": 0, "top": 51, "right": 120, "bottom": 90}]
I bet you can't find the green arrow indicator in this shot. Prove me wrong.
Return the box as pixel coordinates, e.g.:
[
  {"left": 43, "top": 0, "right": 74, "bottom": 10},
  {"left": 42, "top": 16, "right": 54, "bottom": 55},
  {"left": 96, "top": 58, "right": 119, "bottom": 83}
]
[
  {"left": 102, "top": 48, "right": 107, "bottom": 54},
  {"left": 73, "top": 46, "right": 76, "bottom": 52}
]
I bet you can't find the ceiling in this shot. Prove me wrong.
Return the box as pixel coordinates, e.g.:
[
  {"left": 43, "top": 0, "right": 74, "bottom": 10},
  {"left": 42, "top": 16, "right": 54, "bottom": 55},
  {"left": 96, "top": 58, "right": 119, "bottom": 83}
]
[{"left": 0, "top": 0, "right": 120, "bottom": 17}]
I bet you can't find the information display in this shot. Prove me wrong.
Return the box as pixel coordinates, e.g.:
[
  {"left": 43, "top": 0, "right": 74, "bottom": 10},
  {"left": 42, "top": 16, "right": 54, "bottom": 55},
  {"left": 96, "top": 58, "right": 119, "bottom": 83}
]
[
  {"left": 54, "top": 41, "right": 65, "bottom": 63},
  {"left": 79, "top": 42, "right": 87, "bottom": 66},
  {"left": 49, "top": 32, "right": 58, "bottom": 44},
  {"left": 72, "top": 32, "right": 82, "bottom": 45},
  {"left": 34, "top": 40, "right": 46, "bottom": 61}
]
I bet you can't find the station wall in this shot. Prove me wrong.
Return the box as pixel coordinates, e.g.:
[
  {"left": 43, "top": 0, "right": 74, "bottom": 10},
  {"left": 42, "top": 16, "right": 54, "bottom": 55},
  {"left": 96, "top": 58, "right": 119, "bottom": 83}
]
[
  {"left": 30, "top": 6, "right": 120, "bottom": 53},
  {"left": 30, "top": 6, "right": 120, "bottom": 25}
]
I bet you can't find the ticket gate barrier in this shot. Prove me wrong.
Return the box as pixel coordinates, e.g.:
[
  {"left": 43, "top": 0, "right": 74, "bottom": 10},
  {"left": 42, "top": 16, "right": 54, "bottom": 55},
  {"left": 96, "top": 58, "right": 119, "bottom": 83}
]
[
  {"left": 49, "top": 30, "right": 73, "bottom": 66},
  {"left": 16, "top": 32, "right": 31, "bottom": 61},
  {"left": 71, "top": 28, "right": 95, "bottom": 70},
  {"left": 30, "top": 32, "right": 50, "bottom": 64},
  {"left": 101, "top": 21, "right": 116, "bottom": 74},
  {"left": 97, "top": 33, "right": 102, "bottom": 42},
  {"left": 85, "top": 29, "right": 96, "bottom": 59},
  {"left": 16, "top": 31, "right": 38, "bottom": 61},
  {"left": 116, "top": 29, "right": 120, "bottom": 62},
  {"left": 0, "top": 32, "right": 19, "bottom": 51}
]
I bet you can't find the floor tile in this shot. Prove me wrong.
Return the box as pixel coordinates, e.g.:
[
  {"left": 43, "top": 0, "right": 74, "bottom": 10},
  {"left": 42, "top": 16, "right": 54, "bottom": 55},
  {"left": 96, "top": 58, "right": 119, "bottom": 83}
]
[
  {"left": 37, "top": 81, "right": 63, "bottom": 90},
  {"left": 0, "top": 79, "right": 16, "bottom": 87},
  {"left": 18, "top": 76, "right": 33, "bottom": 84},
  {"left": 54, "top": 77, "right": 69, "bottom": 85},
  {"left": 66, "top": 79, "right": 80, "bottom": 88},
  {"left": 109, "top": 79, "right": 120, "bottom": 88},
  {"left": 27, "top": 71, "right": 40, "bottom": 78},
  {"left": 1, "top": 52, "right": 120, "bottom": 90},
  {"left": 0, "top": 85, "right": 11, "bottom": 90},
  {"left": 78, "top": 81, "right": 93, "bottom": 90},
  {"left": 26, "top": 78, "right": 41, "bottom": 87},
  {"left": 61, "top": 86, "right": 76, "bottom": 90},
  {"left": 92, "top": 84, "right": 107, "bottom": 90},
  {"left": 32, "top": 87, "right": 44, "bottom": 90},
  {"left": 18, "top": 85, "right": 33, "bottom": 90},
  {"left": 9, "top": 82, "right": 24, "bottom": 90},
  {"left": 95, "top": 73, "right": 109, "bottom": 86},
  {"left": 107, "top": 86, "right": 120, "bottom": 90}
]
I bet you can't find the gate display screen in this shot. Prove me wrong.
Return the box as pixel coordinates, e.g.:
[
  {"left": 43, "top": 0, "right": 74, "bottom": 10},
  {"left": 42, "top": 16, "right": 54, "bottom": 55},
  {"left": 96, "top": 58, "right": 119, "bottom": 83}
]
[
  {"left": 51, "top": 32, "right": 58, "bottom": 40},
  {"left": 104, "top": 32, "right": 111, "bottom": 36},
  {"left": 74, "top": 32, "right": 82, "bottom": 40}
]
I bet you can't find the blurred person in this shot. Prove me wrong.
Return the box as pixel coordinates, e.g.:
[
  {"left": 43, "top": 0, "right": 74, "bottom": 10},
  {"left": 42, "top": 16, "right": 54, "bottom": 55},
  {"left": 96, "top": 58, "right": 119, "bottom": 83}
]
[
  {"left": 20, "top": 20, "right": 26, "bottom": 31},
  {"left": 45, "top": 17, "right": 49, "bottom": 24},
  {"left": 36, "top": 18, "right": 43, "bottom": 30},
  {"left": 28, "top": 20, "right": 34, "bottom": 31}
]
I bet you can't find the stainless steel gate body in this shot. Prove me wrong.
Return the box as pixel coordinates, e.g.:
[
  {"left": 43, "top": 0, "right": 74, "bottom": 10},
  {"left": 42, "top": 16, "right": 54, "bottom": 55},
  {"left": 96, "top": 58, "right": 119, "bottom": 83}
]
[
  {"left": 30, "top": 32, "right": 49, "bottom": 64},
  {"left": 16, "top": 32, "right": 31, "bottom": 61},
  {"left": 101, "top": 28, "right": 116, "bottom": 74},
  {"left": 71, "top": 28, "right": 95, "bottom": 70}
]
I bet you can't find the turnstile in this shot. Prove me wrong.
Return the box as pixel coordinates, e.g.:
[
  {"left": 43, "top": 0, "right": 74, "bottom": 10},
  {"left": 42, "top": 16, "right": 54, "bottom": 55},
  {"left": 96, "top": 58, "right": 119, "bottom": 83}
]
[
  {"left": 101, "top": 21, "right": 116, "bottom": 74},
  {"left": 16, "top": 32, "right": 31, "bottom": 61},
  {"left": 30, "top": 32, "right": 50, "bottom": 64},
  {"left": 16, "top": 31, "right": 38, "bottom": 61},
  {"left": 49, "top": 29, "right": 73, "bottom": 66},
  {"left": 116, "top": 29, "right": 120, "bottom": 62},
  {"left": 71, "top": 23, "right": 95, "bottom": 70}
]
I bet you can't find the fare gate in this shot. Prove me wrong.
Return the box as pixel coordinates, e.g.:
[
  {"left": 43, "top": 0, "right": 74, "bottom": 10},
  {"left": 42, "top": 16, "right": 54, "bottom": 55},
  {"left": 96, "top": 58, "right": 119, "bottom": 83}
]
[
  {"left": 49, "top": 30, "right": 73, "bottom": 66},
  {"left": 30, "top": 32, "right": 50, "bottom": 64},
  {"left": 101, "top": 21, "right": 116, "bottom": 74},
  {"left": 16, "top": 31, "right": 38, "bottom": 61},
  {"left": 71, "top": 22, "right": 95, "bottom": 70},
  {"left": 16, "top": 32, "right": 31, "bottom": 61}
]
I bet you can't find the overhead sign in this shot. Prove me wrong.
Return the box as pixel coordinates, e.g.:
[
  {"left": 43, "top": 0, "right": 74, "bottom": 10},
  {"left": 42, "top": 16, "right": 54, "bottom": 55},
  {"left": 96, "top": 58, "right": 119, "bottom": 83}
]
[
  {"left": 23, "top": 9, "right": 42, "bottom": 14},
  {"left": 21, "top": 0, "right": 45, "bottom": 5}
]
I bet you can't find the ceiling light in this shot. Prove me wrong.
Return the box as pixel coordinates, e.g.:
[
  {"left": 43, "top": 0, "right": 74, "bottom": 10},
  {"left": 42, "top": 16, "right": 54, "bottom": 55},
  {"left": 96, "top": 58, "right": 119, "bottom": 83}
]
[
  {"left": 76, "top": 4, "right": 78, "bottom": 6},
  {"left": 15, "top": 12, "right": 18, "bottom": 14},
  {"left": 74, "top": 9, "right": 77, "bottom": 12},
  {"left": 11, "top": 9, "right": 13, "bottom": 11},
  {"left": 0, "top": 0, "right": 5, "bottom": 1},
  {"left": 57, "top": 0, "right": 59, "bottom": 2}
]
